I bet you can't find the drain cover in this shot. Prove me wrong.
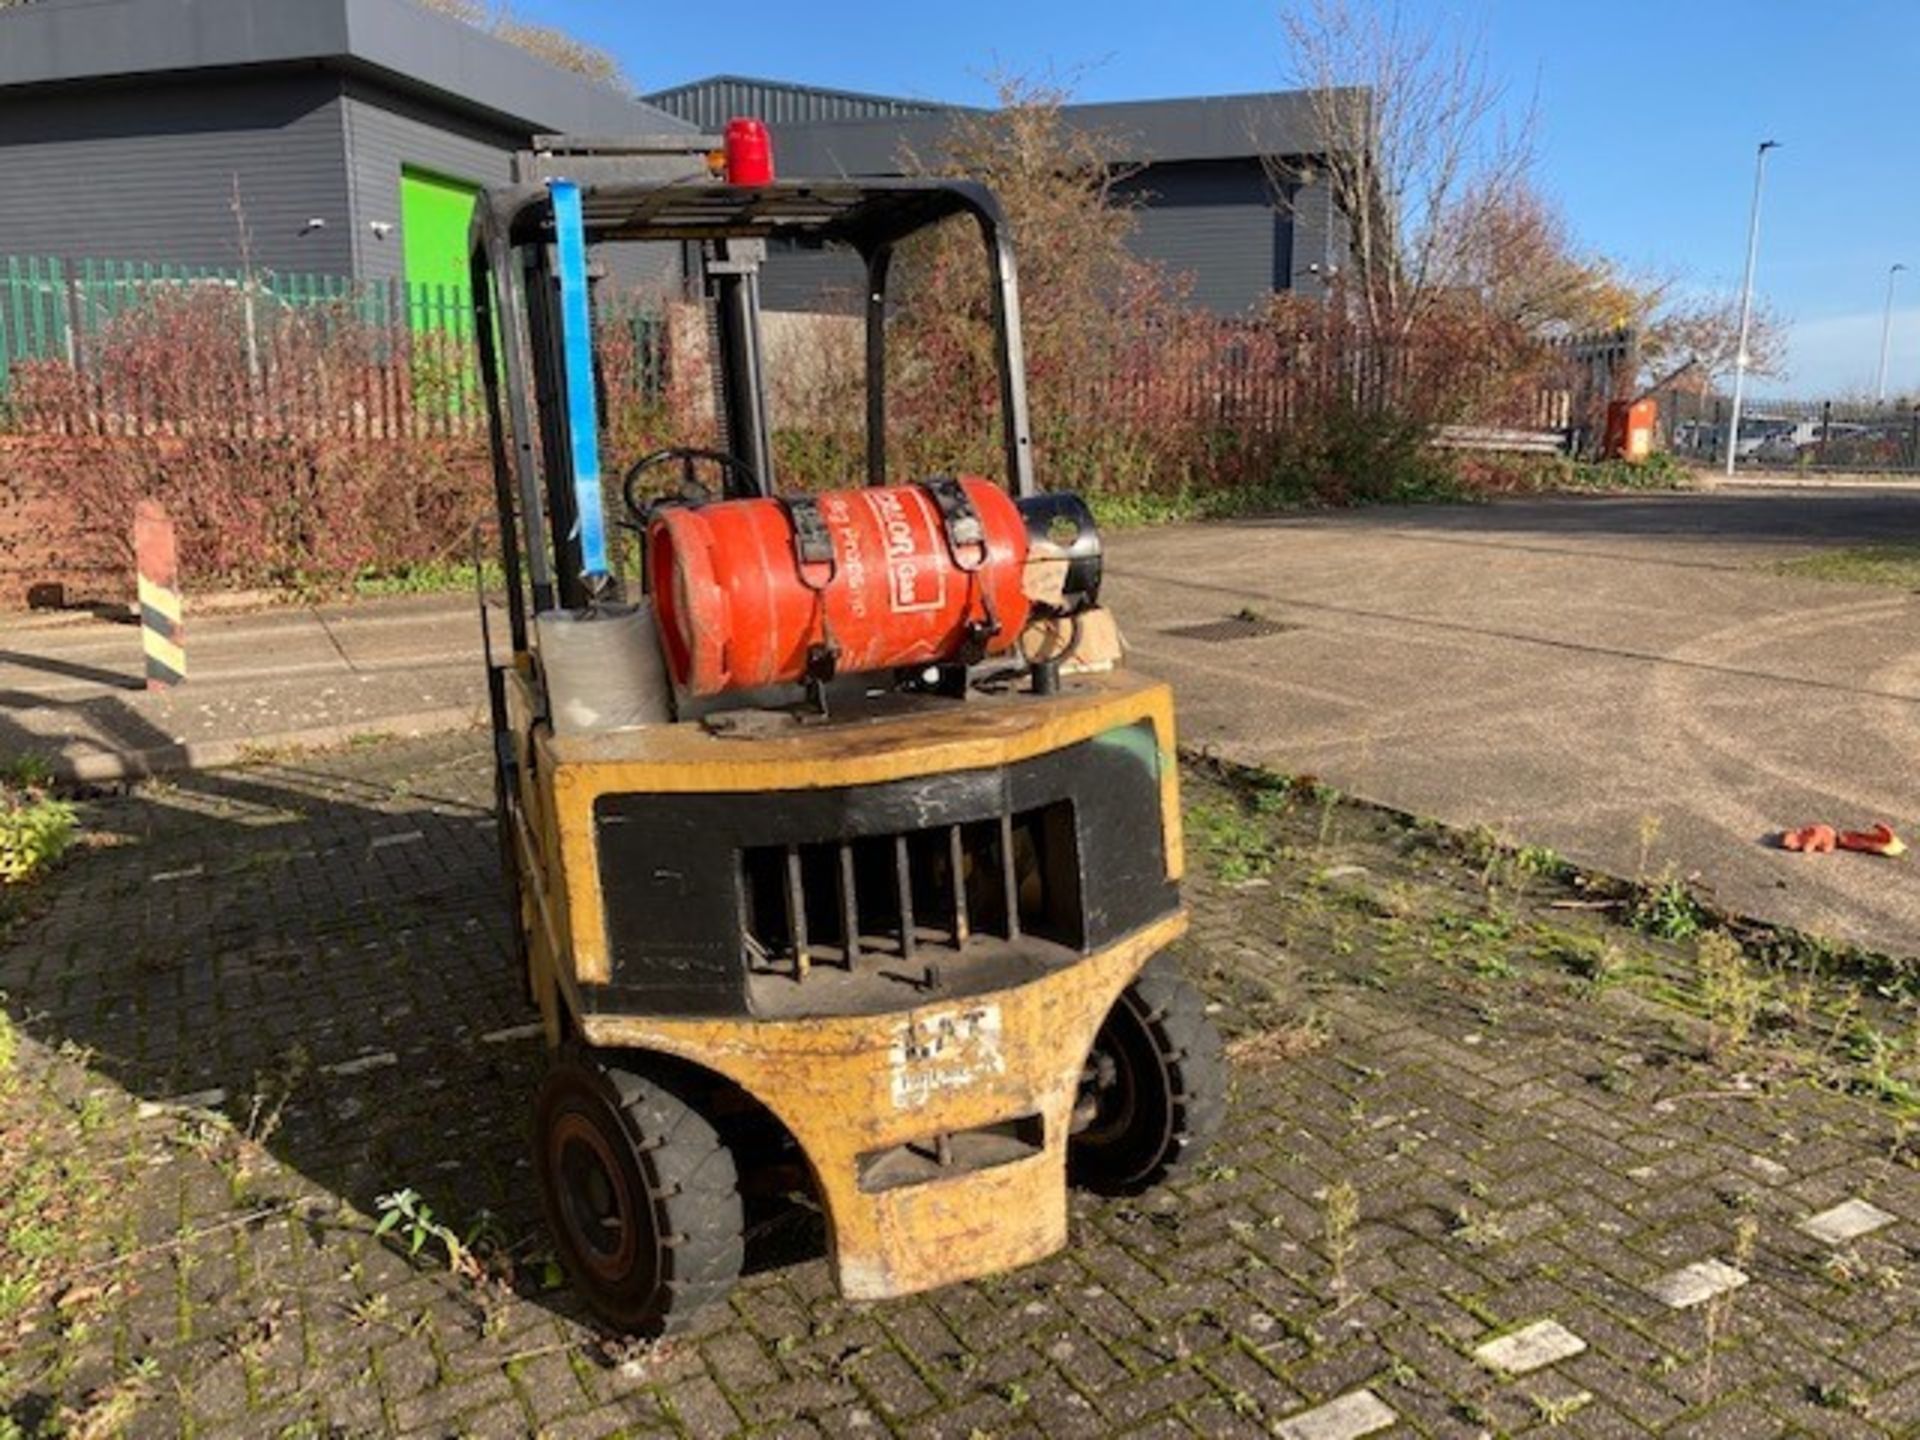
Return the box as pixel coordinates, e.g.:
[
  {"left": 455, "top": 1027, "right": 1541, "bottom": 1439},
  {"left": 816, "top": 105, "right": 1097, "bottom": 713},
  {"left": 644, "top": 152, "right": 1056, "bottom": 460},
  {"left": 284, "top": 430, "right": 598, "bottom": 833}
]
[{"left": 1162, "top": 614, "right": 1300, "bottom": 643}]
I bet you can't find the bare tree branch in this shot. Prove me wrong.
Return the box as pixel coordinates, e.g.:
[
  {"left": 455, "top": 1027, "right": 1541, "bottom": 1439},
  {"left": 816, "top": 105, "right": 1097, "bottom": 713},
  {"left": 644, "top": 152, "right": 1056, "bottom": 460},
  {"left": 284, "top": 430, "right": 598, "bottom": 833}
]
[{"left": 1270, "top": 0, "right": 1534, "bottom": 341}]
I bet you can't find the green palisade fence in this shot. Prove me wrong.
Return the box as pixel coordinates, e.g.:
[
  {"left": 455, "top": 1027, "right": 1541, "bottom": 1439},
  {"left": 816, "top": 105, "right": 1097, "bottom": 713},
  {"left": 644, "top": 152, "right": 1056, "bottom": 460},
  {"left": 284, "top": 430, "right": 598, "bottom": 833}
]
[
  {"left": 0, "top": 254, "right": 670, "bottom": 442},
  {"left": 0, "top": 256, "right": 468, "bottom": 392}
]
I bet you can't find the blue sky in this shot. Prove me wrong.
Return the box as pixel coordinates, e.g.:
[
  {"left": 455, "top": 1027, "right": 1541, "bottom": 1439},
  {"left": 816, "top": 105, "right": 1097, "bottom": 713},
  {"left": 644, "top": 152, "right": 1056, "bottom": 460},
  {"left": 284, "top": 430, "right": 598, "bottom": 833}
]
[{"left": 522, "top": 0, "right": 1920, "bottom": 397}]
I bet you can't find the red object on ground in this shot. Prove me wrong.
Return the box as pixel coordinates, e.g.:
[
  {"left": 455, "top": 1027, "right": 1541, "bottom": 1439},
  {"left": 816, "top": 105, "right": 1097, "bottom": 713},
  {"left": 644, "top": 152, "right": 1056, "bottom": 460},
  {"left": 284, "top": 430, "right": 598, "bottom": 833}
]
[
  {"left": 1778, "top": 823, "right": 1838, "bottom": 853},
  {"left": 1837, "top": 823, "right": 1909, "bottom": 858},
  {"left": 648, "top": 478, "right": 1031, "bottom": 697},
  {"left": 724, "top": 118, "right": 775, "bottom": 186},
  {"left": 1604, "top": 398, "right": 1659, "bottom": 462}
]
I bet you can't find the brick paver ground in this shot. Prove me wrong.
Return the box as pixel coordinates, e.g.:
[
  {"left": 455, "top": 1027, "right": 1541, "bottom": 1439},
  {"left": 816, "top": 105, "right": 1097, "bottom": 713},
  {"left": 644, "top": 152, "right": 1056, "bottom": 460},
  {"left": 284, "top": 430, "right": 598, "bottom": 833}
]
[{"left": 3, "top": 733, "right": 1919, "bottom": 1438}]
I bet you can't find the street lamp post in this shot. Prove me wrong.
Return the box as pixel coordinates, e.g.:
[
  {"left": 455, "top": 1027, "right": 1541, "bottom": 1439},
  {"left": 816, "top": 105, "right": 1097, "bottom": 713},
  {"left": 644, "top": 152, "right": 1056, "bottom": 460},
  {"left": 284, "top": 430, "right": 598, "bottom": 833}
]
[
  {"left": 1876, "top": 262, "right": 1907, "bottom": 403},
  {"left": 1725, "top": 139, "right": 1779, "bottom": 477}
]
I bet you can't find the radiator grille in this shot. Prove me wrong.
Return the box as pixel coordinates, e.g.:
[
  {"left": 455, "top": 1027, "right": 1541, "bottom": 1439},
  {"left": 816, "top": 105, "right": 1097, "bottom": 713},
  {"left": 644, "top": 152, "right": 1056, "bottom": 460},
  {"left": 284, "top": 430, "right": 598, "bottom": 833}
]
[{"left": 739, "top": 801, "right": 1079, "bottom": 979}]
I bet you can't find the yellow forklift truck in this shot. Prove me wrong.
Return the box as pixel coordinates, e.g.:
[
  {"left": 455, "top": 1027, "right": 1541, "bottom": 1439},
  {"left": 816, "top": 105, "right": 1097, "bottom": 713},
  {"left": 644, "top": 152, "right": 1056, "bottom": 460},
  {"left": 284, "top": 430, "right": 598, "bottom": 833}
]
[{"left": 470, "top": 121, "right": 1224, "bottom": 1333}]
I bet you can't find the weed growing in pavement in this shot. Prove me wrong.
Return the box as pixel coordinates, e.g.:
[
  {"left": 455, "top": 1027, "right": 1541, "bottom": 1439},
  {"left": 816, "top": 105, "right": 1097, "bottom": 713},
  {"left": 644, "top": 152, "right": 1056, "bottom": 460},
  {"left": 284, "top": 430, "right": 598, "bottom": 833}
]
[
  {"left": 0, "top": 1010, "right": 14, "bottom": 1087},
  {"left": 1635, "top": 815, "right": 1663, "bottom": 881},
  {"left": 1632, "top": 872, "right": 1708, "bottom": 942},
  {"left": 345, "top": 1292, "right": 393, "bottom": 1331},
  {"left": 1809, "top": 1379, "right": 1872, "bottom": 1416},
  {"left": 1226, "top": 1013, "right": 1331, "bottom": 1066},
  {"left": 1699, "top": 1215, "right": 1760, "bottom": 1403},
  {"left": 1823, "top": 1248, "right": 1868, "bottom": 1288},
  {"left": 1313, "top": 788, "right": 1342, "bottom": 851},
  {"left": 1698, "top": 933, "right": 1766, "bottom": 1061},
  {"left": 54, "top": 1358, "right": 161, "bottom": 1440},
  {"left": 1532, "top": 926, "right": 1629, "bottom": 989},
  {"left": 1321, "top": 1181, "right": 1359, "bottom": 1297},
  {"left": 243, "top": 1043, "right": 310, "bottom": 1149},
  {"left": 1530, "top": 1390, "right": 1593, "bottom": 1426},
  {"left": 1432, "top": 910, "right": 1518, "bottom": 979},
  {"left": 1842, "top": 1021, "right": 1920, "bottom": 1107},
  {"left": 1448, "top": 1206, "right": 1508, "bottom": 1250},
  {"left": 373, "top": 1188, "right": 479, "bottom": 1280},
  {"left": 0, "top": 792, "right": 76, "bottom": 886},
  {"left": 73, "top": 1090, "right": 110, "bottom": 1135},
  {"left": 1512, "top": 844, "right": 1573, "bottom": 883},
  {"left": 1186, "top": 801, "right": 1281, "bottom": 885},
  {"left": 0, "top": 755, "right": 54, "bottom": 791}
]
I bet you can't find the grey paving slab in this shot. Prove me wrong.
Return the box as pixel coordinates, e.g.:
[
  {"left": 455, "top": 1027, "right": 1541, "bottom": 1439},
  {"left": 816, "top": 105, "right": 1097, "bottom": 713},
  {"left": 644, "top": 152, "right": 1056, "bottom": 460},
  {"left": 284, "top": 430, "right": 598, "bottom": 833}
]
[
  {"left": 1274, "top": 1389, "right": 1398, "bottom": 1440},
  {"left": 1474, "top": 1318, "right": 1588, "bottom": 1374},
  {"left": 1799, "top": 1198, "right": 1897, "bottom": 1245},
  {"left": 1647, "top": 1259, "right": 1750, "bottom": 1309}
]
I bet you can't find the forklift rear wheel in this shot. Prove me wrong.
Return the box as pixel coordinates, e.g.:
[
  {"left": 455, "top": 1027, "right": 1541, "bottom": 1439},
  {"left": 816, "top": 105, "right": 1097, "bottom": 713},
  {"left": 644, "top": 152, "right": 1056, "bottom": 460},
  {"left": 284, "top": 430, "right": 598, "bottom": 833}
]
[
  {"left": 1070, "top": 954, "right": 1226, "bottom": 1194},
  {"left": 534, "top": 1052, "right": 744, "bottom": 1335}
]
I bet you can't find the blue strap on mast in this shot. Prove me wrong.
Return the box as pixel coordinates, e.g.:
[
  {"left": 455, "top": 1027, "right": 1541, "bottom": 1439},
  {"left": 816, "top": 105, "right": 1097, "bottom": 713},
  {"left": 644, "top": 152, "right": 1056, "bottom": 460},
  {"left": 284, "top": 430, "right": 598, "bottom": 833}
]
[{"left": 549, "top": 179, "right": 609, "bottom": 584}]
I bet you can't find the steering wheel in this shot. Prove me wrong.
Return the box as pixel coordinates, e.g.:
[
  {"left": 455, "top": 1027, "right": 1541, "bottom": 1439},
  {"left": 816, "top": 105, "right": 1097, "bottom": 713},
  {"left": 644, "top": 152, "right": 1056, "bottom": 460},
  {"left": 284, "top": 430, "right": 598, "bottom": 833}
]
[{"left": 621, "top": 447, "right": 760, "bottom": 525}]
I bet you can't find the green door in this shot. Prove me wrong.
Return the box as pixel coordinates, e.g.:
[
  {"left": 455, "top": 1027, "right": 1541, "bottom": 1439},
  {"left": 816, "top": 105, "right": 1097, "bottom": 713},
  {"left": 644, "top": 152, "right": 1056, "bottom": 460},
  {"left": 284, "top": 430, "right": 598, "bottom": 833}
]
[{"left": 400, "top": 167, "right": 480, "bottom": 332}]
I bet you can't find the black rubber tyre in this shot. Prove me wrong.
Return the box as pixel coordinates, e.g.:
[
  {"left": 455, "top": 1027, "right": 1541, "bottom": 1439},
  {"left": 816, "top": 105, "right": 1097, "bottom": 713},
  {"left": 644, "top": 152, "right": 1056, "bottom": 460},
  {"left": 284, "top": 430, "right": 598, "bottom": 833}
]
[
  {"left": 1069, "top": 953, "right": 1227, "bottom": 1195},
  {"left": 533, "top": 1052, "right": 744, "bottom": 1335}
]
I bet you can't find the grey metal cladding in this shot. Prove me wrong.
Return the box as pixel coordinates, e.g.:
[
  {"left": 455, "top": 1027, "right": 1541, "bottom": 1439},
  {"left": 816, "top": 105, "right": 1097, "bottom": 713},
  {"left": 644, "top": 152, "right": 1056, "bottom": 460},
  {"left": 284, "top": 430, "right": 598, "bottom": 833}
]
[
  {"left": 1055, "top": 91, "right": 1335, "bottom": 164},
  {"left": 1113, "top": 159, "right": 1288, "bottom": 315},
  {"left": 1285, "top": 173, "right": 1342, "bottom": 295},
  {"left": 771, "top": 88, "right": 1352, "bottom": 178},
  {"left": 642, "top": 75, "right": 951, "bottom": 132},
  {"left": 340, "top": 76, "right": 520, "bottom": 282},
  {"left": 756, "top": 244, "right": 865, "bottom": 314},
  {"left": 0, "top": 72, "right": 355, "bottom": 274},
  {"left": 0, "top": 0, "right": 689, "bottom": 137},
  {"left": 335, "top": 0, "right": 686, "bottom": 135},
  {"left": 0, "top": 0, "right": 350, "bottom": 90}
]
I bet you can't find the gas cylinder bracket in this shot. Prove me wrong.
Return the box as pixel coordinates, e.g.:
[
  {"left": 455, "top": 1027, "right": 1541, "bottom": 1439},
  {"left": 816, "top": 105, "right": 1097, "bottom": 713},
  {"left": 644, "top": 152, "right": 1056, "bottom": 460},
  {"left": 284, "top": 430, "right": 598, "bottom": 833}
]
[
  {"left": 956, "top": 586, "right": 1003, "bottom": 667},
  {"left": 781, "top": 495, "right": 838, "bottom": 589},
  {"left": 919, "top": 477, "right": 989, "bottom": 572}
]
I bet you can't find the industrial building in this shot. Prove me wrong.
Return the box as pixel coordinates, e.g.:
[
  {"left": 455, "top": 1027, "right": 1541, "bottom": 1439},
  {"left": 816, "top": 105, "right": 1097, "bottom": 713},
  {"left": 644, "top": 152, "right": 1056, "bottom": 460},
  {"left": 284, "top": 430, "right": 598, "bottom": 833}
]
[
  {"left": 0, "top": 0, "right": 687, "bottom": 292},
  {"left": 643, "top": 75, "right": 1352, "bottom": 314}
]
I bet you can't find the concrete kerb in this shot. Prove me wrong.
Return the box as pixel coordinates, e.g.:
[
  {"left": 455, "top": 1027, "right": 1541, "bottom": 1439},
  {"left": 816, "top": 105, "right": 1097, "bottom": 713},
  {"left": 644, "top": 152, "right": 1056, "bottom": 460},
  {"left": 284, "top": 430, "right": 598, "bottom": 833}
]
[
  {"left": 1704, "top": 471, "right": 1920, "bottom": 491},
  {"left": 53, "top": 704, "right": 486, "bottom": 784}
]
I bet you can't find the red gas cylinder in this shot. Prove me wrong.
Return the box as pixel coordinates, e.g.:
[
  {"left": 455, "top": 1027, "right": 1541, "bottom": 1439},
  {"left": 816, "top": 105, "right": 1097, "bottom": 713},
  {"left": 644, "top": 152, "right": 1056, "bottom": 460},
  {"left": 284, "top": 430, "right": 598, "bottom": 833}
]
[{"left": 649, "top": 479, "right": 1032, "bottom": 697}]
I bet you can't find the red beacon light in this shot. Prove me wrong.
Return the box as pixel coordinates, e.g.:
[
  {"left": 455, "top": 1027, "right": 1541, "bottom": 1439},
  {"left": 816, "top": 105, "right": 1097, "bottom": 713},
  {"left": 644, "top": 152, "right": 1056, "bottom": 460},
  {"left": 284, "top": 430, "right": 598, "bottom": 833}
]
[{"left": 723, "top": 117, "right": 774, "bottom": 186}]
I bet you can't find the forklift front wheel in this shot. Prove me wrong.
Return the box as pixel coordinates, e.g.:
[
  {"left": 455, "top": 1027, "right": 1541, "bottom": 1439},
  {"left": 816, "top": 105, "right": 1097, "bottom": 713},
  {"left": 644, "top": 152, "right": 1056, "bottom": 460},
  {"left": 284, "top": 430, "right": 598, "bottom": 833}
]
[
  {"left": 534, "top": 1052, "right": 744, "bottom": 1335},
  {"left": 1069, "top": 953, "right": 1227, "bottom": 1195}
]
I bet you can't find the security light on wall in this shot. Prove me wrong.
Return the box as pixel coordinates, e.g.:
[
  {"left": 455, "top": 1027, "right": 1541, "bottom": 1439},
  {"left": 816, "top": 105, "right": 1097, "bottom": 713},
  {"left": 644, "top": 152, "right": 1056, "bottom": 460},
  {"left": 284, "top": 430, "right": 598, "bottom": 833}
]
[
  {"left": 369, "top": 220, "right": 394, "bottom": 239},
  {"left": 302, "top": 217, "right": 328, "bottom": 233}
]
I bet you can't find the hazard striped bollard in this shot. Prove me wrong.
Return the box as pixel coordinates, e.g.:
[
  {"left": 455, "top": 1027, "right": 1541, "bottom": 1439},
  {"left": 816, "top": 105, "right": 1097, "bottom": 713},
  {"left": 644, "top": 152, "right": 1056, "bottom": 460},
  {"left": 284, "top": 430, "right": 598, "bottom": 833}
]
[{"left": 134, "top": 500, "right": 185, "bottom": 690}]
